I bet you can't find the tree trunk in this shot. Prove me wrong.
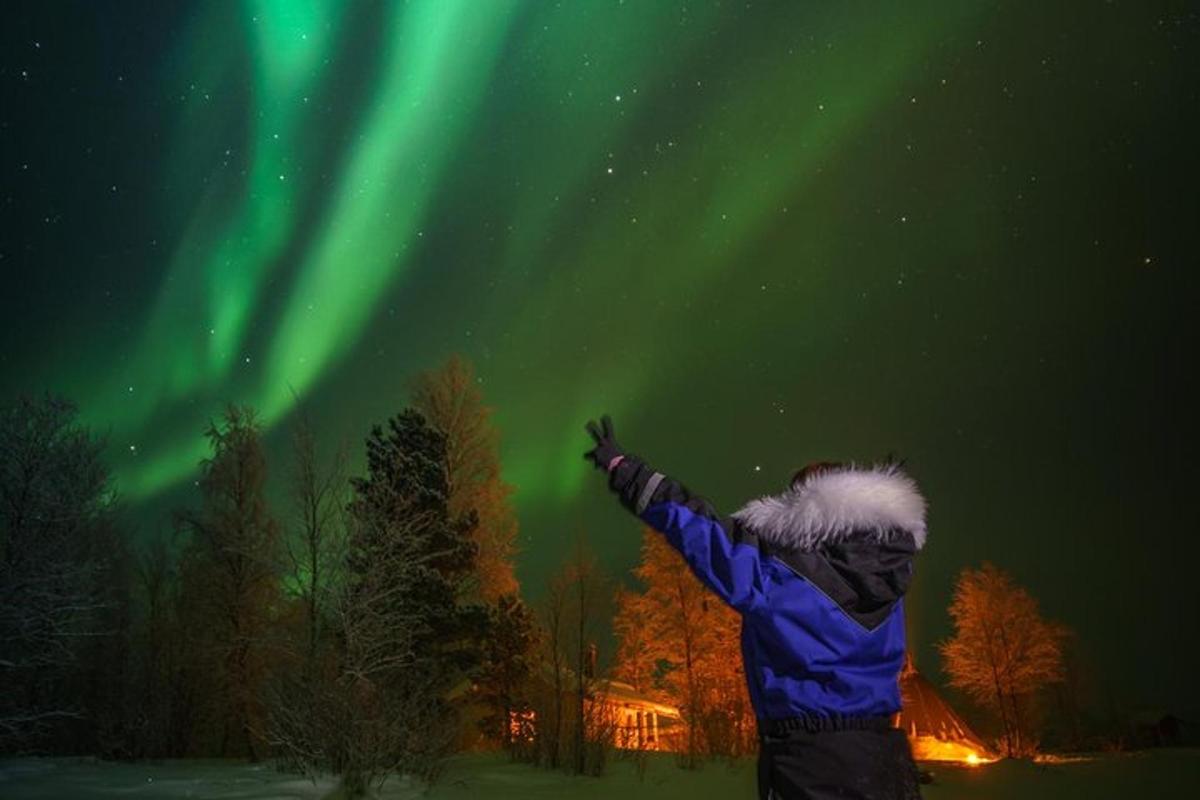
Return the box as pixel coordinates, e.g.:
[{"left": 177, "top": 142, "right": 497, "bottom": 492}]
[
  {"left": 502, "top": 698, "right": 512, "bottom": 757},
  {"left": 998, "top": 624, "right": 1023, "bottom": 757},
  {"left": 983, "top": 621, "right": 1014, "bottom": 757},
  {"left": 550, "top": 658, "right": 563, "bottom": 768}
]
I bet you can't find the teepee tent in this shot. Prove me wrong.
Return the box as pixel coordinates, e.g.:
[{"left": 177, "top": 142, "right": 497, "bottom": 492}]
[{"left": 896, "top": 653, "right": 997, "bottom": 764}]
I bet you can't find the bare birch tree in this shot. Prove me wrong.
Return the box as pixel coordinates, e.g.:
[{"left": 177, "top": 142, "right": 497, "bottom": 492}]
[
  {"left": 269, "top": 408, "right": 485, "bottom": 797},
  {"left": 261, "top": 405, "right": 349, "bottom": 773},
  {"left": 536, "top": 566, "right": 569, "bottom": 769},
  {"left": 544, "top": 533, "right": 612, "bottom": 775},
  {"left": 0, "top": 393, "right": 118, "bottom": 751},
  {"left": 283, "top": 405, "right": 348, "bottom": 666},
  {"left": 174, "top": 404, "right": 282, "bottom": 760}
]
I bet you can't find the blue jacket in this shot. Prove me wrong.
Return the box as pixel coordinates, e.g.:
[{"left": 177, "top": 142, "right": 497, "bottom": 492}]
[{"left": 607, "top": 455, "right": 927, "bottom": 727}]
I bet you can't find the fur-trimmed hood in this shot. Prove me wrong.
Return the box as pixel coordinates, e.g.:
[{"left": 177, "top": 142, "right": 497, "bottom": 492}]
[{"left": 730, "top": 463, "right": 927, "bottom": 551}]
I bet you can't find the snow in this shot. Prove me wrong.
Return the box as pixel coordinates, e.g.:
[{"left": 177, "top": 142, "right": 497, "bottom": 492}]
[
  {"left": 0, "top": 758, "right": 339, "bottom": 799},
  {"left": 1, "top": 749, "right": 1197, "bottom": 799}
]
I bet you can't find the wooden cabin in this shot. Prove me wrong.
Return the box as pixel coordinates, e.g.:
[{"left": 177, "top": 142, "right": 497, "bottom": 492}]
[
  {"left": 504, "top": 674, "right": 685, "bottom": 753},
  {"left": 589, "top": 678, "right": 684, "bottom": 751}
]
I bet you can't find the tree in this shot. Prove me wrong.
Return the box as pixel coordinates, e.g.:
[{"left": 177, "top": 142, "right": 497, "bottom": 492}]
[
  {"left": 407, "top": 353, "right": 519, "bottom": 603},
  {"left": 282, "top": 405, "right": 348, "bottom": 668},
  {"left": 129, "top": 530, "right": 188, "bottom": 757},
  {"left": 612, "top": 584, "right": 657, "bottom": 695},
  {"left": 543, "top": 533, "right": 613, "bottom": 775},
  {"left": 477, "top": 593, "right": 538, "bottom": 758},
  {"left": 612, "top": 526, "right": 755, "bottom": 764},
  {"left": 938, "top": 562, "right": 1070, "bottom": 757},
  {"left": 174, "top": 404, "right": 282, "bottom": 759},
  {"left": 535, "top": 563, "right": 569, "bottom": 769},
  {"left": 568, "top": 537, "right": 607, "bottom": 775},
  {"left": 262, "top": 405, "right": 350, "bottom": 774},
  {"left": 327, "top": 407, "right": 489, "bottom": 795},
  {"left": 0, "top": 393, "right": 121, "bottom": 752}
]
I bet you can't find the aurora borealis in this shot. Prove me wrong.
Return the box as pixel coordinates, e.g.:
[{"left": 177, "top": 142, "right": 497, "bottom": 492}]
[{"left": 2, "top": 0, "right": 1196, "bottom": 716}]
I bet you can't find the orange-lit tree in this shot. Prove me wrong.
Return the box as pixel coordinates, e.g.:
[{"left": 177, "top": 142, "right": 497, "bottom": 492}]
[
  {"left": 613, "top": 526, "right": 755, "bottom": 765},
  {"left": 612, "top": 584, "right": 657, "bottom": 696},
  {"left": 407, "top": 354, "right": 531, "bottom": 754},
  {"left": 938, "top": 562, "right": 1069, "bottom": 758},
  {"left": 407, "top": 353, "right": 519, "bottom": 603}
]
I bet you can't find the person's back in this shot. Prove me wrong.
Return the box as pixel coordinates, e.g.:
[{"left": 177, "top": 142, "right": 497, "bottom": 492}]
[{"left": 586, "top": 416, "right": 924, "bottom": 800}]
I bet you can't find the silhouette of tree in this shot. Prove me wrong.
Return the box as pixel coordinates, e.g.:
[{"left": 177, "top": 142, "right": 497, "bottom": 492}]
[{"left": 174, "top": 404, "right": 281, "bottom": 760}]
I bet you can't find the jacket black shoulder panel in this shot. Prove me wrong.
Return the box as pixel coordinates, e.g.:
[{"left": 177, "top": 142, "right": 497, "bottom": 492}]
[{"left": 769, "top": 530, "right": 916, "bottom": 632}]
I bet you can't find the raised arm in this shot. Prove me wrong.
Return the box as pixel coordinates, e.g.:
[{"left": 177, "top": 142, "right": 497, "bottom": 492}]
[{"left": 584, "top": 415, "right": 767, "bottom": 613}]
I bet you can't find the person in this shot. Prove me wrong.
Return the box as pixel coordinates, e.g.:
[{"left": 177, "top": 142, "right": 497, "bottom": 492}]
[{"left": 584, "top": 414, "right": 925, "bottom": 799}]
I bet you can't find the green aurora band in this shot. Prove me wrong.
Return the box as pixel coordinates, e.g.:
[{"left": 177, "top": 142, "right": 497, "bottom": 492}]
[{"left": 63, "top": 0, "right": 987, "bottom": 503}]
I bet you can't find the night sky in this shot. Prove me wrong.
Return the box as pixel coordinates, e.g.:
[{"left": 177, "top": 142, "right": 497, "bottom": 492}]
[{"left": 2, "top": 2, "right": 1197, "bottom": 715}]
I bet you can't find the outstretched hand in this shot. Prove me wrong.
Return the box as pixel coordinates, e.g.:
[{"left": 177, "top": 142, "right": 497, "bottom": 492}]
[{"left": 583, "top": 414, "right": 625, "bottom": 471}]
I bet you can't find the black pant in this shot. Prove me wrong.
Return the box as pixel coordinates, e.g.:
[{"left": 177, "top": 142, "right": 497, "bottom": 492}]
[{"left": 757, "top": 727, "right": 923, "bottom": 800}]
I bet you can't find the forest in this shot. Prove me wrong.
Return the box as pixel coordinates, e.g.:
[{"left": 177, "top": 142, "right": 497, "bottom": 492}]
[{"left": 0, "top": 353, "right": 1170, "bottom": 797}]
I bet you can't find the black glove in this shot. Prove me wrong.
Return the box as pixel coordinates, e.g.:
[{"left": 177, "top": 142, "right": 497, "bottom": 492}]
[{"left": 583, "top": 414, "right": 625, "bottom": 471}]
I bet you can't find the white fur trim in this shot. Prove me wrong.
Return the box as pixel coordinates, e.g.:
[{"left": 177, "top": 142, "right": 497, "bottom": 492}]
[{"left": 730, "top": 463, "right": 927, "bottom": 551}]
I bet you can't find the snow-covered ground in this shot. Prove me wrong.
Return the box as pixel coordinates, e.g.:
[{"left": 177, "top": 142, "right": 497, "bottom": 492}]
[{"left": 2, "top": 749, "right": 1197, "bottom": 799}]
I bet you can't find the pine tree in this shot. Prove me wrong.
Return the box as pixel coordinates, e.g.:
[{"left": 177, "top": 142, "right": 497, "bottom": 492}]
[{"left": 334, "top": 407, "right": 488, "bottom": 793}]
